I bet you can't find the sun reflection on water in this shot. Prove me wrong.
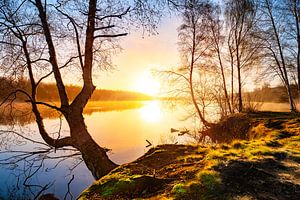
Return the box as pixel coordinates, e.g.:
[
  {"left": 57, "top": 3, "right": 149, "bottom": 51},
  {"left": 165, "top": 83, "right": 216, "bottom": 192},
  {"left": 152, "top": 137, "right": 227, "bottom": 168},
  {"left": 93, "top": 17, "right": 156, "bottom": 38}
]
[{"left": 139, "top": 101, "right": 162, "bottom": 122}]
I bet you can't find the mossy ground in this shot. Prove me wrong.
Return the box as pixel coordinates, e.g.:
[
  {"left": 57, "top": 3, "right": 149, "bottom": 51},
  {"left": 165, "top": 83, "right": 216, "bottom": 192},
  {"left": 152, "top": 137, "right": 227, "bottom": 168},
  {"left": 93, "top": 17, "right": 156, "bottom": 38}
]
[{"left": 79, "top": 112, "right": 300, "bottom": 200}]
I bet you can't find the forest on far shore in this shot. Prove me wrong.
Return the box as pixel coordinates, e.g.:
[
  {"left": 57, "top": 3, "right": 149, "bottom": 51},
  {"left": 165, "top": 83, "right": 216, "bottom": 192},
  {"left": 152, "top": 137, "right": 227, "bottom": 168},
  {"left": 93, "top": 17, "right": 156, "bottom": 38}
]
[
  {"left": 0, "top": 77, "right": 152, "bottom": 102},
  {"left": 246, "top": 84, "right": 299, "bottom": 103},
  {"left": 1, "top": 77, "right": 298, "bottom": 103}
]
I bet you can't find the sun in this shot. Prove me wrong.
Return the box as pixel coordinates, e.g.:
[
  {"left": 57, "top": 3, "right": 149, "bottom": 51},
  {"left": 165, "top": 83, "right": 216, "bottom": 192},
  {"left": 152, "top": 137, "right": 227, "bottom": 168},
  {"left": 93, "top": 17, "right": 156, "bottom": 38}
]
[{"left": 134, "top": 71, "right": 161, "bottom": 96}]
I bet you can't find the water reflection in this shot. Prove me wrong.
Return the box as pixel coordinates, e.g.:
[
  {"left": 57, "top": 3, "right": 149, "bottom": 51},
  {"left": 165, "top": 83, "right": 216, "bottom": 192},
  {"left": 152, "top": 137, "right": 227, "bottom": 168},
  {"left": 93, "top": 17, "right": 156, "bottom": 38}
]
[
  {"left": 139, "top": 101, "right": 162, "bottom": 122},
  {"left": 0, "top": 101, "right": 144, "bottom": 125},
  {"left": 0, "top": 100, "right": 191, "bottom": 199},
  {"left": 0, "top": 101, "right": 295, "bottom": 199}
]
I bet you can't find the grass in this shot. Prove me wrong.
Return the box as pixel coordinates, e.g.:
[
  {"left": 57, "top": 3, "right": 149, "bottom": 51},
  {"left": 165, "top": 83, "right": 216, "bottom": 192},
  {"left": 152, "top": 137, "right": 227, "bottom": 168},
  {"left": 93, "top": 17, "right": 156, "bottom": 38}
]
[{"left": 79, "top": 111, "right": 300, "bottom": 200}]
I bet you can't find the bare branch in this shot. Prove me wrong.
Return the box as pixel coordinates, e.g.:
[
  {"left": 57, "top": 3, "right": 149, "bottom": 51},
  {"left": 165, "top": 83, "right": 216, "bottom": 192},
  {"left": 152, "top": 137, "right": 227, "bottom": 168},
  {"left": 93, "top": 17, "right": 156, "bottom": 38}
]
[
  {"left": 94, "top": 33, "right": 128, "bottom": 39},
  {"left": 97, "top": 7, "right": 130, "bottom": 21}
]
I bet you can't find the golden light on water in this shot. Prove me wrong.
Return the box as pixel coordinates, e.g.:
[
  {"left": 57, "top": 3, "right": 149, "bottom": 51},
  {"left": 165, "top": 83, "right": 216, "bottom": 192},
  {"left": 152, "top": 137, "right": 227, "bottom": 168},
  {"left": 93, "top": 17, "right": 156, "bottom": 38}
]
[
  {"left": 139, "top": 101, "right": 162, "bottom": 122},
  {"left": 133, "top": 71, "right": 161, "bottom": 96}
]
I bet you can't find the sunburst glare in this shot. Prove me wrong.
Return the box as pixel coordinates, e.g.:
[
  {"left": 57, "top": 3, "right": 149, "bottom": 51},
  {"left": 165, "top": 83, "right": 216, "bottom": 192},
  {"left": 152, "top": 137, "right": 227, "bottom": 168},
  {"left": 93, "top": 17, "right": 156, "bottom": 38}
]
[{"left": 139, "top": 101, "right": 162, "bottom": 122}]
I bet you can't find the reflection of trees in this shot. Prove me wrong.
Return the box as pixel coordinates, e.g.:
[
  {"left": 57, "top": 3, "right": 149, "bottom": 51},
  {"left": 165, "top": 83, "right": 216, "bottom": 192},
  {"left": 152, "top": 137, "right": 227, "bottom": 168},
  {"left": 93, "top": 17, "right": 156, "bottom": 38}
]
[
  {"left": 0, "top": 100, "right": 144, "bottom": 198},
  {"left": 0, "top": 101, "right": 144, "bottom": 126},
  {"left": 0, "top": 0, "right": 163, "bottom": 183},
  {"left": 0, "top": 128, "right": 82, "bottom": 199},
  {"left": 0, "top": 77, "right": 152, "bottom": 102}
]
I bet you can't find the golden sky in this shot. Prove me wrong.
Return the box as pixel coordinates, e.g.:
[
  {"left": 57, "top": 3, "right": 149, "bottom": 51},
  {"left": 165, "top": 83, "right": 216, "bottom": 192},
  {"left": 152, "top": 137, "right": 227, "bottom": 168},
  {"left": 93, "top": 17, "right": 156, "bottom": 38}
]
[{"left": 93, "top": 15, "right": 181, "bottom": 95}]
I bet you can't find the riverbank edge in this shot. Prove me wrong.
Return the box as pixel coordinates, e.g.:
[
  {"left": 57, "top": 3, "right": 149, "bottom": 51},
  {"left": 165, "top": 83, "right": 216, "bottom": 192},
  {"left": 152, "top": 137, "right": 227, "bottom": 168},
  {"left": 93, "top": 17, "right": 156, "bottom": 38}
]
[{"left": 78, "top": 112, "right": 300, "bottom": 200}]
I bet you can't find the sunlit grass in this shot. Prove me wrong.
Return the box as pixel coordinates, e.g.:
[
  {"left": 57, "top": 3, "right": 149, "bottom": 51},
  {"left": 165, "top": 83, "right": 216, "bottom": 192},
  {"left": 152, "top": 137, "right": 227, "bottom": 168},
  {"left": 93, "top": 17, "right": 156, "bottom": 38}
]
[{"left": 79, "top": 112, "right": 300, "bottom": 199}]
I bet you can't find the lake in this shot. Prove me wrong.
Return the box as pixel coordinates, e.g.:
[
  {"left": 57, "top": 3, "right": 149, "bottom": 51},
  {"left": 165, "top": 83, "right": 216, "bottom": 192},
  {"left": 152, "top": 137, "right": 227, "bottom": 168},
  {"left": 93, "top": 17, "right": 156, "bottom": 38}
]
[
  {"left": 0, "top": 100, "right": 197, "bottom": 199},
  {"left": 0, "top": 101, "right": 294, "bottom": 199}
]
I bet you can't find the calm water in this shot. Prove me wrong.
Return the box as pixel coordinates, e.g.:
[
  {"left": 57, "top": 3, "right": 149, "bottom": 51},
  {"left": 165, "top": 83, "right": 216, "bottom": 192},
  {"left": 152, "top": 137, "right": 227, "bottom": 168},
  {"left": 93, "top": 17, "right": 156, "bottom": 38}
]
[
  {"left": 0, "top": 101, "right": 294, "bottom": 199},
  {"left": 0, "top": 100, "right": 194, "bottom": 199}
]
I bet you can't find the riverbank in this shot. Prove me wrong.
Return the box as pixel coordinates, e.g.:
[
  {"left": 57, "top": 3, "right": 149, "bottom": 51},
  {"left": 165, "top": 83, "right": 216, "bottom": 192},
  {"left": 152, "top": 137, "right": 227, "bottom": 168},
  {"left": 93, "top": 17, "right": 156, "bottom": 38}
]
[{"left": 79, "top": 112, "right": 300, "bottom": 200}]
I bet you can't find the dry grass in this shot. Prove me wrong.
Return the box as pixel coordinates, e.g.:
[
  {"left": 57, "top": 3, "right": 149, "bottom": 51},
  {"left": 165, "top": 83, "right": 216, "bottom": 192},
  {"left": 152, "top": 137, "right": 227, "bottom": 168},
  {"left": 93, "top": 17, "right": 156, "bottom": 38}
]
[{"left": 79, "top": 112, "right": 300, "bottom": 200}]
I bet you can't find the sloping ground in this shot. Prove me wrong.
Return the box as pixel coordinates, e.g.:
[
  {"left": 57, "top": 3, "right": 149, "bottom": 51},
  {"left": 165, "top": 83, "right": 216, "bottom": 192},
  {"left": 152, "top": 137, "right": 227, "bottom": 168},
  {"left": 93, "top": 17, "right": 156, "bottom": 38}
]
[{"left": 79, "top": 112, "right": 300, "bottom": 200}]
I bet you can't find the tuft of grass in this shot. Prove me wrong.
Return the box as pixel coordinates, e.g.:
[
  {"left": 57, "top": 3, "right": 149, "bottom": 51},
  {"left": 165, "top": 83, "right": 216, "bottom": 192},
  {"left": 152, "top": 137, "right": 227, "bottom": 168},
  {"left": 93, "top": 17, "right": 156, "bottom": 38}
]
[
  {"left": 266, "top": 140, "right": 282, "bottom": 147},
  {"left": 197, "top": 170, "right": 221, "bottom": 189},
  {"left": 171, "top": 183, "right": 188, "bottom": 199},
  {"left": 265, "top": 119, "right": 284, "bottom": 129},
  {"left": 232, "top": 141, "right": 247, "bottom": 149},
  {"left": 276, "top": 131, "right": 295, "bottom": 139}
]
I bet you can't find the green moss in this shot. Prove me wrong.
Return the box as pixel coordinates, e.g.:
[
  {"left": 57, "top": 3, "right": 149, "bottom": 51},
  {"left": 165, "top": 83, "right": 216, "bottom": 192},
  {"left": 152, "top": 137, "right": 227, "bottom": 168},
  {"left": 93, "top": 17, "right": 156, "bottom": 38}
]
[
  {"left": 197, "top": 170, "right": 221, "bottom": 189},
  {"left": 171, "top": 183, "right": 188, "bottom": 199},
  {"left": 80, "top": 112, "right": 300, "bottom": 199},
  {"left": 100, "top": 178, "right": 133, "bottom": 197},
  {"left": 171, "top": 171, "right": 222, "bottom": 200}
]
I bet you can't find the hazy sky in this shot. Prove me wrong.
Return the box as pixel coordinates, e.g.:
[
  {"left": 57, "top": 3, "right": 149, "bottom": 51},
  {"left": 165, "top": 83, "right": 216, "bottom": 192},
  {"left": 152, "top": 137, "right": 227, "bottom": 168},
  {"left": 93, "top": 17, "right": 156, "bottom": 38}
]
[{"left": 92, "top": 15, "right": 181, "bottom": 94}]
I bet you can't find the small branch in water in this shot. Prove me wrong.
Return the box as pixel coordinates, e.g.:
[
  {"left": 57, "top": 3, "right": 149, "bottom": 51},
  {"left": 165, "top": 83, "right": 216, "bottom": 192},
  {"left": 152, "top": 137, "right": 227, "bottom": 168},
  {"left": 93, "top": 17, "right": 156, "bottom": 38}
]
[
  {"left": 179, "top": 130, "right": 189, "bottom": 136},
  {"left": 170, "top": 128, "right": 189, "bottom": 136},
  {"left": 146, "top": 139, "right": 152, "bottom": 148},
  {"left": 170, "top": 128, "right": 179, "bottom": 133}
]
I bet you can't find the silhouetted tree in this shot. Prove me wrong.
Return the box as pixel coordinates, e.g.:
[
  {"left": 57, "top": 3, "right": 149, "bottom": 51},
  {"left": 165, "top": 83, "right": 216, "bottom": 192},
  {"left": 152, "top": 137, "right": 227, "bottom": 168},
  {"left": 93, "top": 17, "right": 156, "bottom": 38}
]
[
  {"left": 285, "top": 0, "right": 300, "bottom": 103},
  {"left": 174, "top": 0, "right": 218, "bottom": 127},
  {"left": 207, "top": 4, "right": 232, "bottom": 114},
  {"left": 225, "top": 0, "right": 259, "bottom": 112},
  {"left": 256, "top": 0, "right": 297, "bottom": 112},
  {"left": 0, "top": 0, "right": 161, "bottom": 180}
]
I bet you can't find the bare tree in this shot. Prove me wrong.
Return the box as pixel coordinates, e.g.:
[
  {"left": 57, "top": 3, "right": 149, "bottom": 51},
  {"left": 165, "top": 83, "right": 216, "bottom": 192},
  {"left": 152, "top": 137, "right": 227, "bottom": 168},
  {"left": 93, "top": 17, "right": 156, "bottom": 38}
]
[
  {"left": 225, "top": 0, "right": 259, "bottom": 112},
  {"left": 257, "top": 0, "right": 297, "bottom": 112},
  {"left": 286, "top": 0, "right": 300, "bottom": 103},
  {"left": 175, "top": 0, "right": 216, "bottom": 127},
  {"left": 0, "top": 0, "right": 161, "bottom": 180},
  {"left": 207, "top": 4, "right": 232, "bottom": 114}
]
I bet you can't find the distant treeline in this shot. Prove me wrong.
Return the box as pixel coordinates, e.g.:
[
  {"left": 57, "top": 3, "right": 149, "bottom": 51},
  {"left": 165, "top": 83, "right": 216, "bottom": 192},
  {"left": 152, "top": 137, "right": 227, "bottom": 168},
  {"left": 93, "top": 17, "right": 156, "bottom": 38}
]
[
  {"left": 245, "top": 85, "right": 299, "bottom": 103},
  {"left": 0, "top": 77, "right": 152, "bottom": 102}
]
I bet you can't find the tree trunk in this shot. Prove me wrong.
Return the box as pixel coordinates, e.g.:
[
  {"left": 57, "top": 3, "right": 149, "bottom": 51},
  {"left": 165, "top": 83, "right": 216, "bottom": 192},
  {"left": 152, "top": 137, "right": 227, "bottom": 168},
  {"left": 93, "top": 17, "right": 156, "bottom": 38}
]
[
  {"left": 68, "top": 113, "right": 118, "bottom": 180},
  {"left": 189, "top": 17, "right": 211, "bottom": 128},
  {"left": 218, "top": 51, "right": 232, "bottom": 114},
  {"left": 237, "top": 66, "right": 243, "bottom": 112},
  {"left": 285, "top": 83, "right": 297, "bottom": 112},
  {"left": 76, "top": 136, "right": 117, "bottom": 180},
  {"left": 229, "top": 46, "right": 235, "bottom": 111}
]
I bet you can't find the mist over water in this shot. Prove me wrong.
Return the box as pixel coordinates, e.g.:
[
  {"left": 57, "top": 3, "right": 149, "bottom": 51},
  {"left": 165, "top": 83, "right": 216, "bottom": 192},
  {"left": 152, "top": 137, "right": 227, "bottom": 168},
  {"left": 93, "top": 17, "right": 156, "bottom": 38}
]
[
  {"left": 0, "top": 101, "right": 192, "bottom": 199},
  {"left": 0, "top": 100, "right": 295, "bottom": 199}
]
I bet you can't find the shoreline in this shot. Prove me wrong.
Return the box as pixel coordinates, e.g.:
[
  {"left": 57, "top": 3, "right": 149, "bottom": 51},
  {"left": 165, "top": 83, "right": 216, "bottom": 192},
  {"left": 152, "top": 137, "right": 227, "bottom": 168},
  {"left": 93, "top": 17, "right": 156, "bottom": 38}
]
[{"left": 79, "top": 112, "right": 300, "bottom": 199}]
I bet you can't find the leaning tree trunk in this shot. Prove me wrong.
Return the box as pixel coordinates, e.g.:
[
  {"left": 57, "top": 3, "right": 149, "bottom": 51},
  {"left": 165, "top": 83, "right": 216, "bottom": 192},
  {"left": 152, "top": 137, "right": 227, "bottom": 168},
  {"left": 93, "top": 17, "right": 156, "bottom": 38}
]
[
  {"left": 68, "top": 113, "right": 118, "bottom": 180},
  {"left": 33, "top": 0, "right": 118, "bottom": 180}
]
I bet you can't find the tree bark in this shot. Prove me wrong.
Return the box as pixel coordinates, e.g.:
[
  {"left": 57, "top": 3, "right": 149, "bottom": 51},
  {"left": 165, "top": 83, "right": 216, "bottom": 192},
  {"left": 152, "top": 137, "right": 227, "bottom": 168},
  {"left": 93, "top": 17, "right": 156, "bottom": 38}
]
[
  {"left": 217, "top": 46, "right": 232, "bottom": 114},
  {"left": 32, "top": 0, "right": 118, "bottom": 180},
  {"left": 67, "top": 114, "right": 117, "bottom": 179},
  {"left": 235, "top": 28, "right": 243, "bottom": 113},
  {"left": 237, "top": 65, "right": 243, "bottom": 112}
]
